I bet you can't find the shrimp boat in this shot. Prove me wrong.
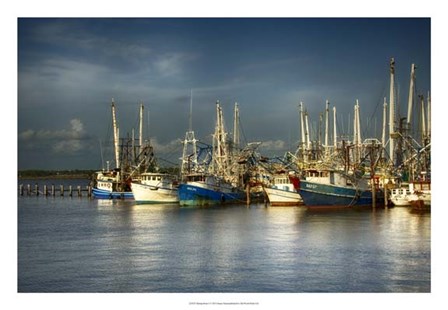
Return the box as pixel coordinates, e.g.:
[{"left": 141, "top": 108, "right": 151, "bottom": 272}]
[
  {"left": 130, "top": 172, "right": 179, "bottom": 204},
  {"left": 263, "top": 171, "right": 302, "bottom": 206},
  {"left": 408, "top": 181, "right": 431, "bottom": 210},
  {"left": 389, "top": 186, "right": 412, "bottom": 206},
  {"left": 92, "top": 169, "right": 133, "bottom": 199},
  {"left": 92, "top": 100, "right": 154, "bottom": 199},
  {"left": 178, "top": 101, "right": 246, "bottom": 206},
  {"left": 298, "top": 168, "right": 383, "bottom": 207},
  {"left": 390, "top": 180, "right": 431, "bottom": 208},
  {"left": 178, "top": 173, "right": 245, "bottom": 206}
]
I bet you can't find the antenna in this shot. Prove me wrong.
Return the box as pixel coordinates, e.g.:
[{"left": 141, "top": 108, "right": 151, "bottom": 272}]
[{"left": 189, "top": 89, "right": 193, "bottom": 132}]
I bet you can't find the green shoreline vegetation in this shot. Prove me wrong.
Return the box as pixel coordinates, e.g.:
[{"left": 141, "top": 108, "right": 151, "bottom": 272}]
[
  {"left": 18, "top": 167, "right": 180, "bottom": 180},
  {"left": 18, "top": 170, "right": 96, "bottom": 180}
]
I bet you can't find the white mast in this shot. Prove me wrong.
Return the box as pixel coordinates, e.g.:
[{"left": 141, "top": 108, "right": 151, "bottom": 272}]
[
  {"left": 333, "top": 106, "right": 337, "bottom": 149},
  {"left": 356, "top": 100, "right": 362, "bottom": 146},
  {"left": 382, "top": 98, "right": 387, "bottom": 157},
  {"left": 324, "top": 100, "right": 330, "bottom": 156},
  {"left": 213, "top": 101, "right": 229, "bottom": 177},
  {"left": 181, "top": 90, "right": 198, "bottom": 176},
  {"left": 305, "top": 111, "right": 311, "bottom": 150},
  {"left": 406, "top": 63, "right": 416, "bottom": 127},
  {"left": 353, "top": 100, "right": 362, "bottom": 163},
  {"left": 139, "top": 102, "right": 144, "bottom": 147},
  {"left": 299, "top": 102, "right": 306, "bottom": 155},
  {"left": 233, "top": 102, "right": 240, "bottom": 148},
  {"left": 389, "top": 58, "right": 396, "bottom": 165},
  {"left": 427, "top": 91, "right": 431, "bottom": 138},
  {"left": 421, "top": 96, "right": 427, "bottom": 143},
  {"left": 353, "top": 102, "right": 358, "bottom": 145},
  {"left": 353, "top": 102, "right": 358, "bottom": 163},
  {"left": 111, "top": 99, "right": 120, "bottom": 169}
]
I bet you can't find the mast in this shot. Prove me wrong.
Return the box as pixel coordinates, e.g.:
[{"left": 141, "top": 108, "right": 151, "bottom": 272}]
[
  {"left": 324, "top": 100, "right": 330, "bottom": 156},
  {"left": 406, "top": 63, "right": 416, "bottom": 128},
  {"left": 427, "top": 91, "right": 431, "bottom": 139},
  {"left": 213, "top": 101, "right": 229, "bottom": 177},
  {"left": 305, "top": 111, "right": 311, "bottom": 150},
  {"left": 233, "top": 102, "right": 240, "bottom": 148},
  {"left": 353, "top": 102, "right": 358, "bottom": 163},
  {"left": 333, "top": 106, "right": 337, "bottom": 149},
  {"left": 318, "top": 113, "right": 323, "bottom": 147},
  {"left": 421, "top": 95, "right": 427, "bottom": 143},
  {"left": 299, "top": 102, "right": 306, "bottom": 158},
  {"left": 389, "top": 58, "right": 396, "bottom": 165},
  {"left": 382, "top": 98, "right": 387, "bottom": 158},
  {"left": 356, "top": 100, "right": 362, "bottom": 146},
  {"left": 353, "top": 100, "right": 362, "bottom": 163},
  {"left": 181, "top": 90, "right": 198, "bottom": 176},
  {"left": 353, "top": 102, "right": 358, "bottom": 146},
  {"left": 139, "top": 102, "right": 144, "bottom": 148},
  {"left": 111, "top": 99, "right": 120, "bottom": 169}
]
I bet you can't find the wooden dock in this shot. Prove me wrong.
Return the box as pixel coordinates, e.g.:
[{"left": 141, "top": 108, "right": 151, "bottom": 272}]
[{"left": 18, "top": 184, "right": 93, "bottom": 197}]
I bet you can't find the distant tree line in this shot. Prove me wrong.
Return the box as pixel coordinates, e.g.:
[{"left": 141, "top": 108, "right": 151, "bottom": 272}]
[
  {"left": 18, "top": 170, "right": 96, "bottom": 179},
  {"left": 18, "top": 167, "right": 181, "bottom": 179}
]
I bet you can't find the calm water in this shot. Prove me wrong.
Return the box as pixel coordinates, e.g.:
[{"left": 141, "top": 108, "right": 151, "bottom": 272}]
[{"left": 18, "top": 179, "right": 430, "bottom": 293}]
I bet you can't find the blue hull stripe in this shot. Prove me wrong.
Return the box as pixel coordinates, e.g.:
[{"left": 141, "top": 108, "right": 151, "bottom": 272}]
[
  {"left": 178, "top": 184, "right": 245, "bottom": 206},
  {"left": 299, "top": 180, "right": 380, "bottom": 206},
  {"left": 92, "top": 188, "right": 134, "bottom": 199}
]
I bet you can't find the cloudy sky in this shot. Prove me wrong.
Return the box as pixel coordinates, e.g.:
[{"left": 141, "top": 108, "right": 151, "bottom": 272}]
[{"left": 17, "top": 17, "right": 431, "bottom": 170}]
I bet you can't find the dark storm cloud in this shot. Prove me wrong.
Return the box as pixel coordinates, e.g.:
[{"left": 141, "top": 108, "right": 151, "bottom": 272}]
[{"left": 18, "top": 18, "right": 431, "bottom": 169}]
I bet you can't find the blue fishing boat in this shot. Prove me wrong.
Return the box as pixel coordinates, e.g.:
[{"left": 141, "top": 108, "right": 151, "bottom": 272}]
[
  {"left": 298, "top": 169, "right": 383, "bottom": 207},
  {"left": 178, "top": 174, "right": 245, "bottom": 206},
  {"left": 91, "top": 171, "right": 134, "bottom": 199},
  {"left": 178, "top": 101, "right": 247, "bottom": 206}
]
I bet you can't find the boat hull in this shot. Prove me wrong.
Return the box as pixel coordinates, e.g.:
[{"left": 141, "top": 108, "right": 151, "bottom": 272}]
[
  {"left": 92, "top": 187, "right": 134, "bottom": 199},
  {"left": 131, "top": 182, "right": 179, "bottom": 204},
  {"left": 178, "top": 183, "right": 246, "bottom": 206},
  {"left": 264, "top": 187, "right": 302, "bottom": 206},
  {"left": 390, "top": 196, "right": 411, "bottom": 206},
  {"left": 299, "top": 180, "right": 381, "bottom": 207},
  {"left": 409, "top": 193, "right": 431, "bottom": 211}
]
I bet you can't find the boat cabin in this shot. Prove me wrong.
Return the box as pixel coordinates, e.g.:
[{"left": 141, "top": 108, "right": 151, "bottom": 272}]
[{"left": 140, "top": 173, "right": 177, "bottom": 187}]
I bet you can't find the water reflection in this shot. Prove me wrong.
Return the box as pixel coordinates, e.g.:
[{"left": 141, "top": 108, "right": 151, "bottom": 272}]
[{"left": 18, "top": 198, "right": 430, "bottom": 292}]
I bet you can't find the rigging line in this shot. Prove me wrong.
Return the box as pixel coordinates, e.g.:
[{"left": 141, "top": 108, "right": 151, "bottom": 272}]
[{"left": 156, "top": 157, "right": 180, "bottom": 167}]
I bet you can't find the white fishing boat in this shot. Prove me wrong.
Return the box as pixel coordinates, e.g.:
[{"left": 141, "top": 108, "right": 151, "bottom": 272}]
[
  {"left": 389, "top": 181, "right": 431, "bottom": 208},
  {"left": 92, "top": 100, "right": 156, "bottom": 199},
  {"left": 131, "top": 172, "right": 179, "bottom": 204},
  {"left": 264, "top": 172, "right": 302, "bottom": 206},
  {"left": 389, "top": 186, "right": 412, "bottom": 206}
]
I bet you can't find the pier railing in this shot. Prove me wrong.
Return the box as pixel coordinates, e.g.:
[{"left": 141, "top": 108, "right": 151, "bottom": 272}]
[{"left": 18, "top": 184, "right": 93, "bottom": 197}]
